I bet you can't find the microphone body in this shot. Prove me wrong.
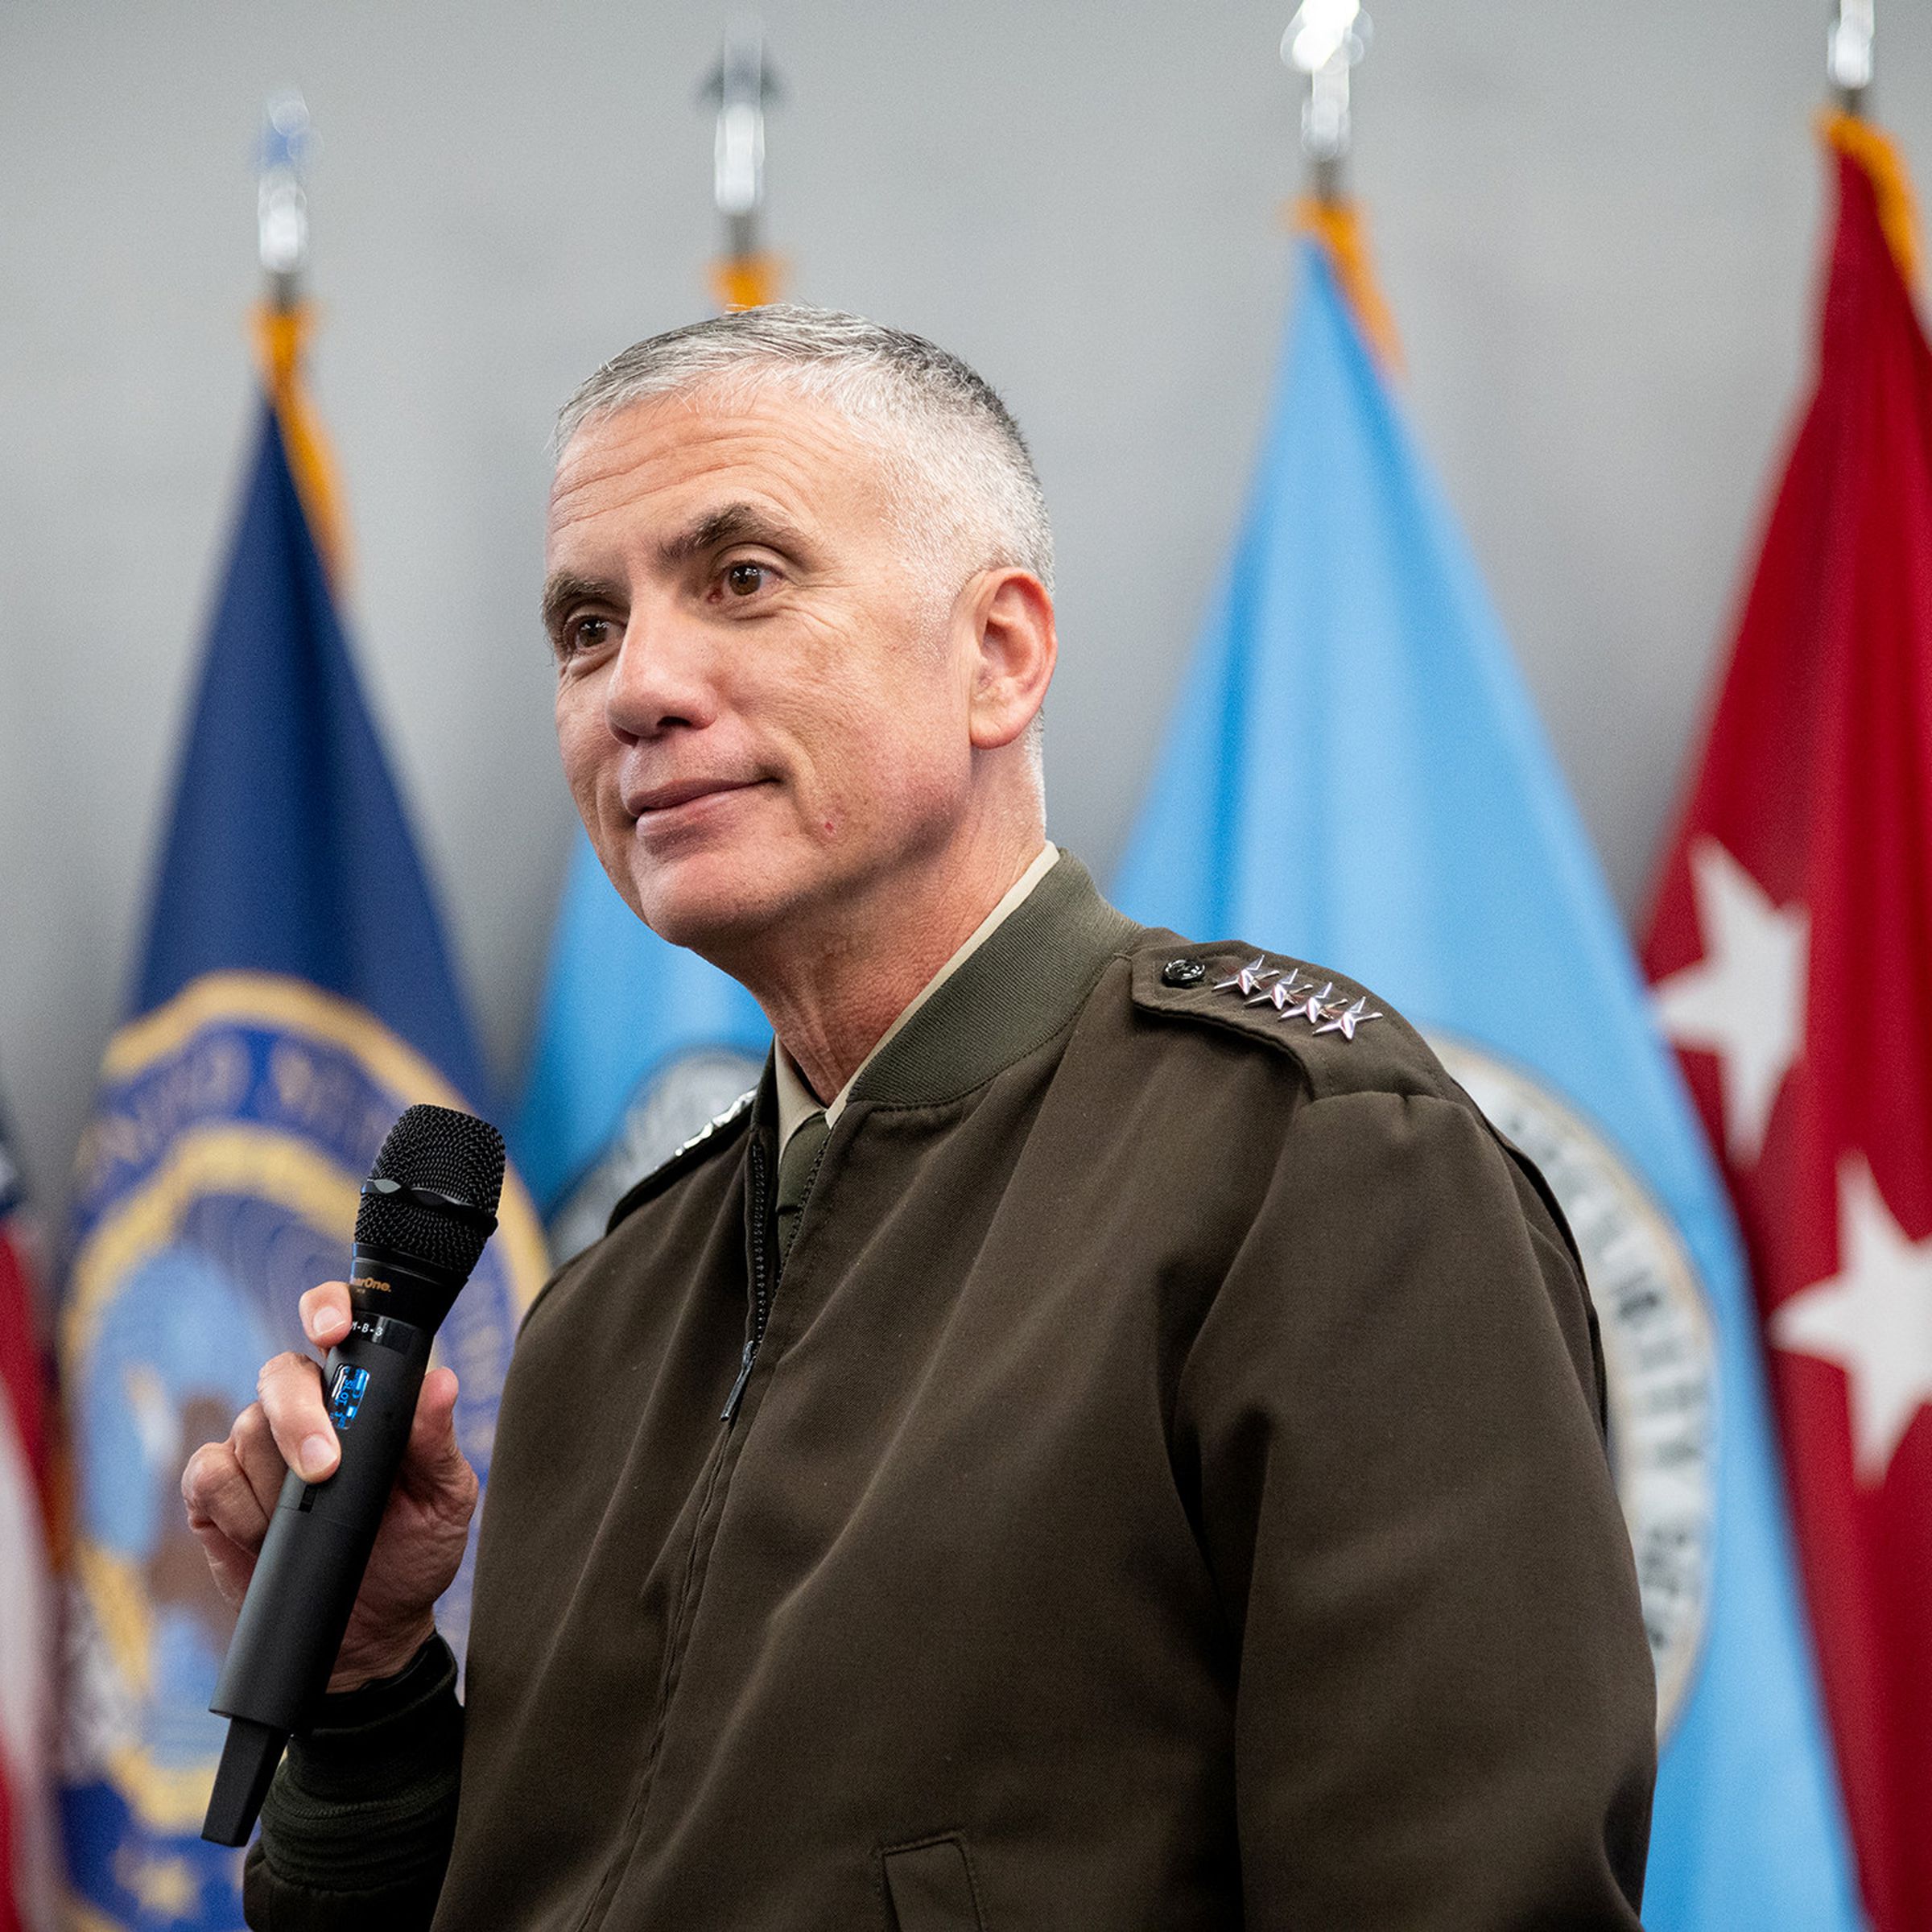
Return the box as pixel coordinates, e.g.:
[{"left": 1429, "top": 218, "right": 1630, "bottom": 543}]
[{"left": 202, "top": 1106, "right": 504, "bottom": 1848}]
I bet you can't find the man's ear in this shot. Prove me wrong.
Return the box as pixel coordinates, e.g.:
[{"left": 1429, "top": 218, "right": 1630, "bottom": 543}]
[{"left": 964, "top": 568, "right": 1055, "bottom": 752}]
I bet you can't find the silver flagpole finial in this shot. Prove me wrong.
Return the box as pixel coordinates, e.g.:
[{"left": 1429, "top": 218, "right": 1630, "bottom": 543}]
[
  {"left": 1828, "top": 0, "right": 1875, "bottom": 113},
  {"left": 258, "top": 92, "right": 312, "bottom": 308},
  {"left": 1282, "top": 0, "right": 1371, "bottom": 202},
  {"left": 703, "top": 19, "right": 781, "bottom": 267}
]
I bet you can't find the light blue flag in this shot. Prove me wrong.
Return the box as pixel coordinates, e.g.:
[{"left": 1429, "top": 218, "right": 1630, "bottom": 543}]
[
  {"left": 1114, "top": 239, "right": 1860, "bottom": 1929},
  {"left": 513, "top": 829, "right": 769, "bottom": 1258}
]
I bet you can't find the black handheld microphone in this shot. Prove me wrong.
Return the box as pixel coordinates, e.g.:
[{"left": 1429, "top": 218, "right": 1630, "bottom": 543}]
[{"left": 201, "top": 1103, "right": 506, "bottom": 1847}]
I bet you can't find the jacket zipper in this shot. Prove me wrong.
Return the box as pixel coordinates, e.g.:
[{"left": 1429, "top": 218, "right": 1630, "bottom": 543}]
[
  {"left": 722, "top": 1136, "right": 773, "bottom": 1423},
  {"left": 583, "top": 1127, "right": 793, "bottom": 1929}
]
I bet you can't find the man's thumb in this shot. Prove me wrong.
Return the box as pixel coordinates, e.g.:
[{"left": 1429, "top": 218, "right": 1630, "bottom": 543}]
[{"left": 405, "top": 1366, "right": 469, "bottom": 1483}]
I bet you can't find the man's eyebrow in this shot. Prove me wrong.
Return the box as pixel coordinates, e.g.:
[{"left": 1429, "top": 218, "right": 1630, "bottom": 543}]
[
  {"left": 539, "top": 571, "right": 621, "bottom": 635},
  {"left": 656, "top": 503, "right": 810, "bottom": 569}
]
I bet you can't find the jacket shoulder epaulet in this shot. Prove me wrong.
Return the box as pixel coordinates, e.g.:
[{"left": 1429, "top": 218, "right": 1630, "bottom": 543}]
[
  {"left": 1126, "top": 936, "right": 1455, "bottom": 1104},
  {"left": 1125, "top": 935, "right": 1591, "bottom": 1342},
  {"left": 605, "top": 1087, "right": 758, "bottom": 1235}
]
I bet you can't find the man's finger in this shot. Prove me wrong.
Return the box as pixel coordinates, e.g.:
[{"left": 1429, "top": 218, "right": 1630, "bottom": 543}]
[
  {"left": 258, "top": 1349, "right": 338, "bottom": 1481},
  {"left": 229, "top": 1400, "right": 292, "bottom": 1518},
  {"left": 181, "top": 1438, "right": 270, "bottom": 1556},
  {"left": 299, "top": 1282, "right": 353, "bottom": 1350}
]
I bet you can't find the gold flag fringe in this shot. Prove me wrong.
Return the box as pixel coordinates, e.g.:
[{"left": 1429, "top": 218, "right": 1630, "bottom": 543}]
[
  {"left": 709, "top": 253, "right": 786, "bottom": 314},
  {"left": 1290, "top": 196, "right": 1404, "bottom": 375},
  {"left": 1822, "top": 111, "right": 1923, "bottom": 292},
  {"left": 251, "top": 303, "right": 350, "bottom": 586}
]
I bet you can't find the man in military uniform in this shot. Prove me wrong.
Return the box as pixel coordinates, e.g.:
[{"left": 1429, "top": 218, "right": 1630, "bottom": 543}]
[{"left": 184, "top": 308, "right": 1655, "bottom": 1929}]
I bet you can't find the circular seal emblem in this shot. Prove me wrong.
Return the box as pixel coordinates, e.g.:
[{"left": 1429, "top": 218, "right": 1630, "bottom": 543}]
[
  {"left": 547, "top": 1046, "right": 764, "bottom": 1263},
  {"left": 59, "top": 971, "right": 547, "bottom": 1918},
  {"left": 1429, "top": 1034, "right": 1717, "bottom": 1738}
]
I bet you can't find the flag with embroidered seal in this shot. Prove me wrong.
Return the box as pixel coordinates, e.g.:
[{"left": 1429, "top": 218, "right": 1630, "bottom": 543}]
[
  {"left": 513, "top": 835, "right": 767, "bottom": 1262},
  {"left": 56, "top": 303, "right": 548, "bottom": 1930},
  {"left": 1114, "top": 199, "right": 1860, "bottom": 1929}
]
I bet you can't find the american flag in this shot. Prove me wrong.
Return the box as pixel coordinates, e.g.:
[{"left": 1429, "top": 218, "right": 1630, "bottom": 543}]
[{"left": 0, "top": 1096, "right": 57, "bottom": 1932}]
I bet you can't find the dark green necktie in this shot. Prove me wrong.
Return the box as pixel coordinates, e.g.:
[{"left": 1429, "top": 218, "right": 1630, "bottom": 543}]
[{"left": 775, "top": 1109, "right": 831, "bottom": 1269}]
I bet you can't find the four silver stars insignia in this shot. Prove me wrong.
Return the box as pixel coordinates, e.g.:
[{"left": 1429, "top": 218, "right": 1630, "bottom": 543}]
[{"left": 1210, "top": 958, "right": 1382, "bottom": 1041}]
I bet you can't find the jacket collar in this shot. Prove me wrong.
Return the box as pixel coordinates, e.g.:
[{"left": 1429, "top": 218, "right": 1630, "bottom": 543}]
[
  {"left": 607, "top": 857, "right": 1136, "bottom": 1237},
  {"left": 842, "top": 850, "right": 1139, "bottom": 1112}
]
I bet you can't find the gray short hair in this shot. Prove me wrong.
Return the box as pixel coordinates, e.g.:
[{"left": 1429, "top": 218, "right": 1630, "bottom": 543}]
[{"left": 554, "top": 305, "right": 1055, "bottom": 598}]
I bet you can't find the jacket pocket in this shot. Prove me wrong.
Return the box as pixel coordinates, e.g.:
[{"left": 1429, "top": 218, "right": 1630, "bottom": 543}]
[{"left": 881, "top": 1833, "right": 986, "bottom": 1931}]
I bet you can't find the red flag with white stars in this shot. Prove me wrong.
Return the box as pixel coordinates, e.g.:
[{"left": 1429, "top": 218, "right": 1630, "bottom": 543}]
[
  {"left": 1645, "top": 117, "right": 1932, "bottom": 1932},
  {"left": 0, "top": 1096, "right": 57, "bottom": 1932}
]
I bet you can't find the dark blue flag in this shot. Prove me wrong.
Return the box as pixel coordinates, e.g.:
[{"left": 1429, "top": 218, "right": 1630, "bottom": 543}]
[{"left": 57, "top": 336, "right": 547, "bottom": 1931}]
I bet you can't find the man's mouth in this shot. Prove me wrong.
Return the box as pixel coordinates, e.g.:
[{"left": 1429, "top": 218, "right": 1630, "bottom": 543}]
[{"left": 625, "top": 776, "right": 766, "bottom": 819}]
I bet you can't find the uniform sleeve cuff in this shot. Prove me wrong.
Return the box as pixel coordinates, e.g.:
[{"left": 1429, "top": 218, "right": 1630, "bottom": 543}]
[{"left": 255, "top": 1633, "right": 463, "bottom": 1896}]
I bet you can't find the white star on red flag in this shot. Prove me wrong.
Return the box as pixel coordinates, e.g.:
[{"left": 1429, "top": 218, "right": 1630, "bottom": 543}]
[
  {"left": 1652, "top": 836, "right": 1809, "bottom": 1166},
  {"left": 1773, "top": 1156, "right": 1932, "bottom": 1485}
]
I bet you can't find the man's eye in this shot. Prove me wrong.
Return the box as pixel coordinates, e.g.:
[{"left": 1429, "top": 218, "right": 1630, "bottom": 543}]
[
  {"left": 563, "top": 615, "right": 614, "bottom": 654},
  {"left": 724, "top": 561, "right": 770, "bottom": 598}
]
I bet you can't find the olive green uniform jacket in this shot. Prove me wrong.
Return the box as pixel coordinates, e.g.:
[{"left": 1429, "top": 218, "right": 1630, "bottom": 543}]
[{"left": 247, "top": 855, "right": 1655, "bottom": 1930}]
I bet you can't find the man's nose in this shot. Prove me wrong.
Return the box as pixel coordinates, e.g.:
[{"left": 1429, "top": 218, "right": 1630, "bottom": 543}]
[{"left": 602, "top": 605, "right": 720, "bottom": 743}]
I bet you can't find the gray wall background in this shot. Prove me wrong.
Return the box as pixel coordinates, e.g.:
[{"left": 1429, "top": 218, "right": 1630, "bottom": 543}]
[{"left": 4, "top": 1, "right": 1930, "bottom": 1224}]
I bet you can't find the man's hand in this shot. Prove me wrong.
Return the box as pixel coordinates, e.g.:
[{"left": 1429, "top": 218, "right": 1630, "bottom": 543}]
[{"left": 181, "top": 1282, "right": 480, "bottom": 1692}]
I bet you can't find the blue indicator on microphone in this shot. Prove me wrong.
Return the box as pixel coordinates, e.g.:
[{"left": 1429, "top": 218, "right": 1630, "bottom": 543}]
[{"left": 328, "top": 1364, "right": 370, "bottom": 1430}]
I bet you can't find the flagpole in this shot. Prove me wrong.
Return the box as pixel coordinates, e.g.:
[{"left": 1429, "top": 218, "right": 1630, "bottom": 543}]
[
  {"left": 1282, "top": 0, "right": 1369, "bottom": 208},
  {"left": 1816, "top": 6, "right": 1917, "bottom": 295},
  {"left": 1828, "top": 0, "right": 1875, "bottom": 117},
  {"left": 252, "top": 90, "right": 349, "bottom": 579},
  {"left": 703, "top": 19, "right": 783, "bottom": 312},
  {"left": 1281, "top": 3, "right": 1400, "bottom": 369},
  {"left": 258, "top": 92, "right": 312, "bottom": 315}
]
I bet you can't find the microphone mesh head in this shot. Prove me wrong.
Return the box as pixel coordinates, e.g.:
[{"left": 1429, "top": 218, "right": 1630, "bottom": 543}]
[{"left": 354, "top": 1104, "right": 506, "bottom": 1277}]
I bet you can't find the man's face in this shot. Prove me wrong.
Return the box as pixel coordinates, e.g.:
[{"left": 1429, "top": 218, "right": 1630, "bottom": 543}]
[{"left": 546, "top": 387, "right": 977, "bottom": 960}]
